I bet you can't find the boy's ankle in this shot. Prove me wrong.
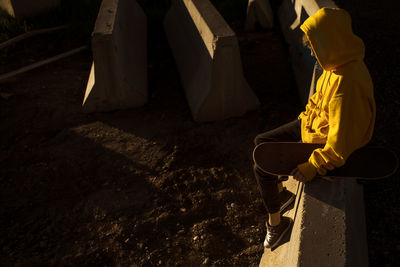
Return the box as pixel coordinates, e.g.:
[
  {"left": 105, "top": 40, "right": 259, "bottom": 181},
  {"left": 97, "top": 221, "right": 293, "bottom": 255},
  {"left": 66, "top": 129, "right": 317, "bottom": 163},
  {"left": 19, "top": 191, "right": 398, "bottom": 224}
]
[{"left": 268, "top": 212, "right": 281, "bottom": 227}]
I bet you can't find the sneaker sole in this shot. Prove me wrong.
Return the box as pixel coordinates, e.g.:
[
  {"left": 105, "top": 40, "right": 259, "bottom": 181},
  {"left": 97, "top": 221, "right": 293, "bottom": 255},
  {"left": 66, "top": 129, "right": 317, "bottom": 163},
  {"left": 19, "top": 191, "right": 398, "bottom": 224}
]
[
  {"left": 264, "top": 219, "right": 294, "bottom": 249},
  {"left": 280, "top": 194, "right": 295, "bottom": 213}
]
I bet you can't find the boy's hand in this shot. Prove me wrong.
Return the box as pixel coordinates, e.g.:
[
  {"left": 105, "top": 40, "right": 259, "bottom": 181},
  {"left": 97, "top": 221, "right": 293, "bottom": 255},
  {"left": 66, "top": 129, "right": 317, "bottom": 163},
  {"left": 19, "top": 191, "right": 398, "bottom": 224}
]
[{"left": 291, "top": 167, "right": 308, "bottom": 183}]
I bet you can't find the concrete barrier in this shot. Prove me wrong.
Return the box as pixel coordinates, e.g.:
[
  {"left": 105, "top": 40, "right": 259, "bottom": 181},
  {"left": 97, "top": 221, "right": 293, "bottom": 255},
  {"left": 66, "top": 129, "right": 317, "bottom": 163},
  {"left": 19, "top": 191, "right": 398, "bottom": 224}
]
[
  {"left": 83, "top": 0, "right": 147, "bottom": 113},
  {"left": 278, "top": 0, "right": 336, "bottom": 105},
  {"left": 260, "top": 177, "right": 368, "bottom": 266},
  {"left": 245, "top": 0, "right": 274, "bottom": 31},
  {"left": 164, "top": 0, "right": 259, "bottom": 122},
  {"left": 0, "top": 0, "right": 60, "bottom": 18}
]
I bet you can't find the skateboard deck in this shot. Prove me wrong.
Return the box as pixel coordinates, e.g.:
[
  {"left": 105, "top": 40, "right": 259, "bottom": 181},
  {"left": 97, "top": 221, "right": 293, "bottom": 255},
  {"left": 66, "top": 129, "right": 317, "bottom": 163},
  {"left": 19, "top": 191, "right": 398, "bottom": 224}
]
[{"left": 253, "top": 142, "right": 399, "bottom": 180}]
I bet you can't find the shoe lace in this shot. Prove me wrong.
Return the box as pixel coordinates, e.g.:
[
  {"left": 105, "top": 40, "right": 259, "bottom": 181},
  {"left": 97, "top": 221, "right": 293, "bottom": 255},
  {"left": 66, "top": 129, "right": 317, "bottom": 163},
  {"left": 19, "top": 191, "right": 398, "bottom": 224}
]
[{"left": 266, "top": 226, "right": 278, "bottom": 242}]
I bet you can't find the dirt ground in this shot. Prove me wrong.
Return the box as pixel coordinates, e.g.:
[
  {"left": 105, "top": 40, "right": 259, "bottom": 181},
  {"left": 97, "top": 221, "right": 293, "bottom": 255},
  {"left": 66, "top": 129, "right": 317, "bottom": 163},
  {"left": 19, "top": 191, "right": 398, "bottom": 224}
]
[{"left": 1, "top": 1, "right": 399, "bottom": 266}]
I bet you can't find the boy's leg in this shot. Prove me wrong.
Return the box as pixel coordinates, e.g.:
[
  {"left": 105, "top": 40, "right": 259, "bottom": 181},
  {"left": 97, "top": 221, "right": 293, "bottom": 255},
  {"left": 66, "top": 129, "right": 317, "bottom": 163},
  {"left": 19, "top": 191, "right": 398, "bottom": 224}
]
[
  {"left": 254, "top": 119, "right": 301, "bottom": 145},
  {"left": 253, "top": 119, "right": 301, "bottom": 213},
  {"left": 254, "top": 164, "right": 294, "bottom": 248},
  {"left": 253, "top": 119, "right": 301, "bottom": 248},
  {"left": 253, "top": 165, "right": 280, "bottom": 216},
  {"left": 253, "top": 164, "right": 295, "bottom": 217}
]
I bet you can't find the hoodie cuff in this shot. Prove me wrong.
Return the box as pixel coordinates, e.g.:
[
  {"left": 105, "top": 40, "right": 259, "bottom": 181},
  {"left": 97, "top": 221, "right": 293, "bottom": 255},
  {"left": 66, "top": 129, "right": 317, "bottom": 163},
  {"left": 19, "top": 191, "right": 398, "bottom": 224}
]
[{"left": 297, "top": 162, "right": 317, "bottom": 181}]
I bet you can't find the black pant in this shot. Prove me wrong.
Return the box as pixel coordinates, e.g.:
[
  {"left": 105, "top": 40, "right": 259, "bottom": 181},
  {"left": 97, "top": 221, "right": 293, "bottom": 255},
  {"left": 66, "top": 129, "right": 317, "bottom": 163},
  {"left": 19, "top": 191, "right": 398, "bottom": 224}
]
[{"left": 253, "top": 120, "right": 301, "bottom": 214}]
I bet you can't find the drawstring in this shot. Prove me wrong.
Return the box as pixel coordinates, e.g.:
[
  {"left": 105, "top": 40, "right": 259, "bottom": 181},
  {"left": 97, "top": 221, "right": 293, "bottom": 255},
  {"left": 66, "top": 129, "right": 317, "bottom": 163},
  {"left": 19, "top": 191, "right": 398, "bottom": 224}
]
[
  {"left": 317, "top": 71, "right": 332, "bottom": 116},
  {"left": 305, "top": 70, "right": 332, "bottom": 130}
]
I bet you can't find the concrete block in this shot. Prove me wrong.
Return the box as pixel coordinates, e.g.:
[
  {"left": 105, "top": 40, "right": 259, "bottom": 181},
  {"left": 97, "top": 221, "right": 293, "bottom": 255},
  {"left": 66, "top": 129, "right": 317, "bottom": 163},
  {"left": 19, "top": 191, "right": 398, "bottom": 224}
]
[
  {"left": 245, "top": 0, "right": 274, "bottom": 31},
  {"left": 260, "top": 178, "right": 368, "bottom": 267},
  {"left": 0, "top": 0, "right": 60, "bottom": 19},
  {"left": 278, "top": 0, "right": 336, "bottom": 105},
  {"left": 83, "top": 0, "right": 147, "bottom": 113},
  {"left": 164, "top": 0, "right": 259, "bottom": 122}
]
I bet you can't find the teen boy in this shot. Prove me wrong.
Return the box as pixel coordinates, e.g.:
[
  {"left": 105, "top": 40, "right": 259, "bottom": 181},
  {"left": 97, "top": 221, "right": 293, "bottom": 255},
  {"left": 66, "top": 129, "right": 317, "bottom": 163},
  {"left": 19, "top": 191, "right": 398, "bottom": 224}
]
[{"left": 253, "top": 7, "right": 376, "bottom": 249}]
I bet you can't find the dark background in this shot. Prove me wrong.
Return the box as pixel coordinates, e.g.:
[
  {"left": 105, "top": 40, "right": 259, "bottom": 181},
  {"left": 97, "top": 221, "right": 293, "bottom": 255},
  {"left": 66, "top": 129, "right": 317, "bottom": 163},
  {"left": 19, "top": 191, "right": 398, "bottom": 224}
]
[{"left": 0, "top": 0, "right": 399, "bottom": 265}]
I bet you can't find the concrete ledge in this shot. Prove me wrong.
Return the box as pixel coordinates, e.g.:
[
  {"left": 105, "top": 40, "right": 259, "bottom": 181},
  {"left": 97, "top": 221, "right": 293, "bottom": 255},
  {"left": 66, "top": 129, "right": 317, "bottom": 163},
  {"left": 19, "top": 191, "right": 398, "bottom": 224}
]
[
  {"left": 260, "top": 177, "right": 368, "bottom": 266},
  {"left": 278, "top": 0, "right": 336, "bottom": 105},
  {"left": 164, "top": 0, "right": 259, "bottom": 122},
  {"left": 0, "top": 0, "right": 60, "bottom": 18},
  {"left": 83, "top": 0, "right": 147, "bottom": 113}
]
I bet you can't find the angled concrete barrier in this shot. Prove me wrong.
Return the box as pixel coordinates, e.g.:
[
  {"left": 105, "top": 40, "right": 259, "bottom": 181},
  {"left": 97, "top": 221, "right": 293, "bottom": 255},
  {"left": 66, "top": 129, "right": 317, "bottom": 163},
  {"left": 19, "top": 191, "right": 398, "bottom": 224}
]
[
  {"left": 278, "top": 0, "right": 336, "bottom": 105},
  {"left": 245, "top": 0, "right": 274, "bottom": 31},
  {"left": 0, "top": 0, "right": 60, "bottom": 18},
  {"left": 260, "top": 177, "right": 368, "bottom": 266},
  {"left": 83, "top": 0, "right": 147, "bottom": 113},
  {"left": 164, "top": 0, "right": 259, "bottom": 122}
]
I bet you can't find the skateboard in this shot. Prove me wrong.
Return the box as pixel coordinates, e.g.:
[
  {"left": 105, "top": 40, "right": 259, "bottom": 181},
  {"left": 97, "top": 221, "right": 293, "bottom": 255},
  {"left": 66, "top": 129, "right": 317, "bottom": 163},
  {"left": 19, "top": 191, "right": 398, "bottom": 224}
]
[{"left": 253, "top": 142, "right": 399, "bottom": 180}]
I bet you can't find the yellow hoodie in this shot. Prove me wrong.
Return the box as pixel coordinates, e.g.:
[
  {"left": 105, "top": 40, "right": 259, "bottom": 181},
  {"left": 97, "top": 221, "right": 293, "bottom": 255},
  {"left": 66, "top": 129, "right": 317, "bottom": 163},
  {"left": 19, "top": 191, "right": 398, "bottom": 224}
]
[{"left": 297, "top": 8, "right": 376, "bottom": 180}]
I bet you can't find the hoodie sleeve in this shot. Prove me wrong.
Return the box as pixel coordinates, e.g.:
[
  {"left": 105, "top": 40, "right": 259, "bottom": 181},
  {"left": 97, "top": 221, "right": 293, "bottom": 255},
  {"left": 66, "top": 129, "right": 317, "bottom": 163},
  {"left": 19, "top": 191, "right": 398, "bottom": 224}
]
[{"left": 297, "top": 77, "right": 375, "bottom": 180}]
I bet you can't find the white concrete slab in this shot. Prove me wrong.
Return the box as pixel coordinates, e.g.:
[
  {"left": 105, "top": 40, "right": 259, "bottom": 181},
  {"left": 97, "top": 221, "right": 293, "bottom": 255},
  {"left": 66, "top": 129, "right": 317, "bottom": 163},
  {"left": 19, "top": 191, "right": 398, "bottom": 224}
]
[
  {"left": 164, "top": 0, "right": 259, "bottom": 122},
  {"left": 83, "top": 0, "right": 147, "bottom": 113},
  {"left": 0, "top": 0, "right": 60, "bottom": 18}
]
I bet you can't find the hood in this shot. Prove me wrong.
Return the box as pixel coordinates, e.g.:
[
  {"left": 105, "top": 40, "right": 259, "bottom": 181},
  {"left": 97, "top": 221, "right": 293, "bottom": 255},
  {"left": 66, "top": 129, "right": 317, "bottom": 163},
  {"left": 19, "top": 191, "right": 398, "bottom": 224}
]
[{"left": 300, "top": 8, "right": 365, "bottom": 71}]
